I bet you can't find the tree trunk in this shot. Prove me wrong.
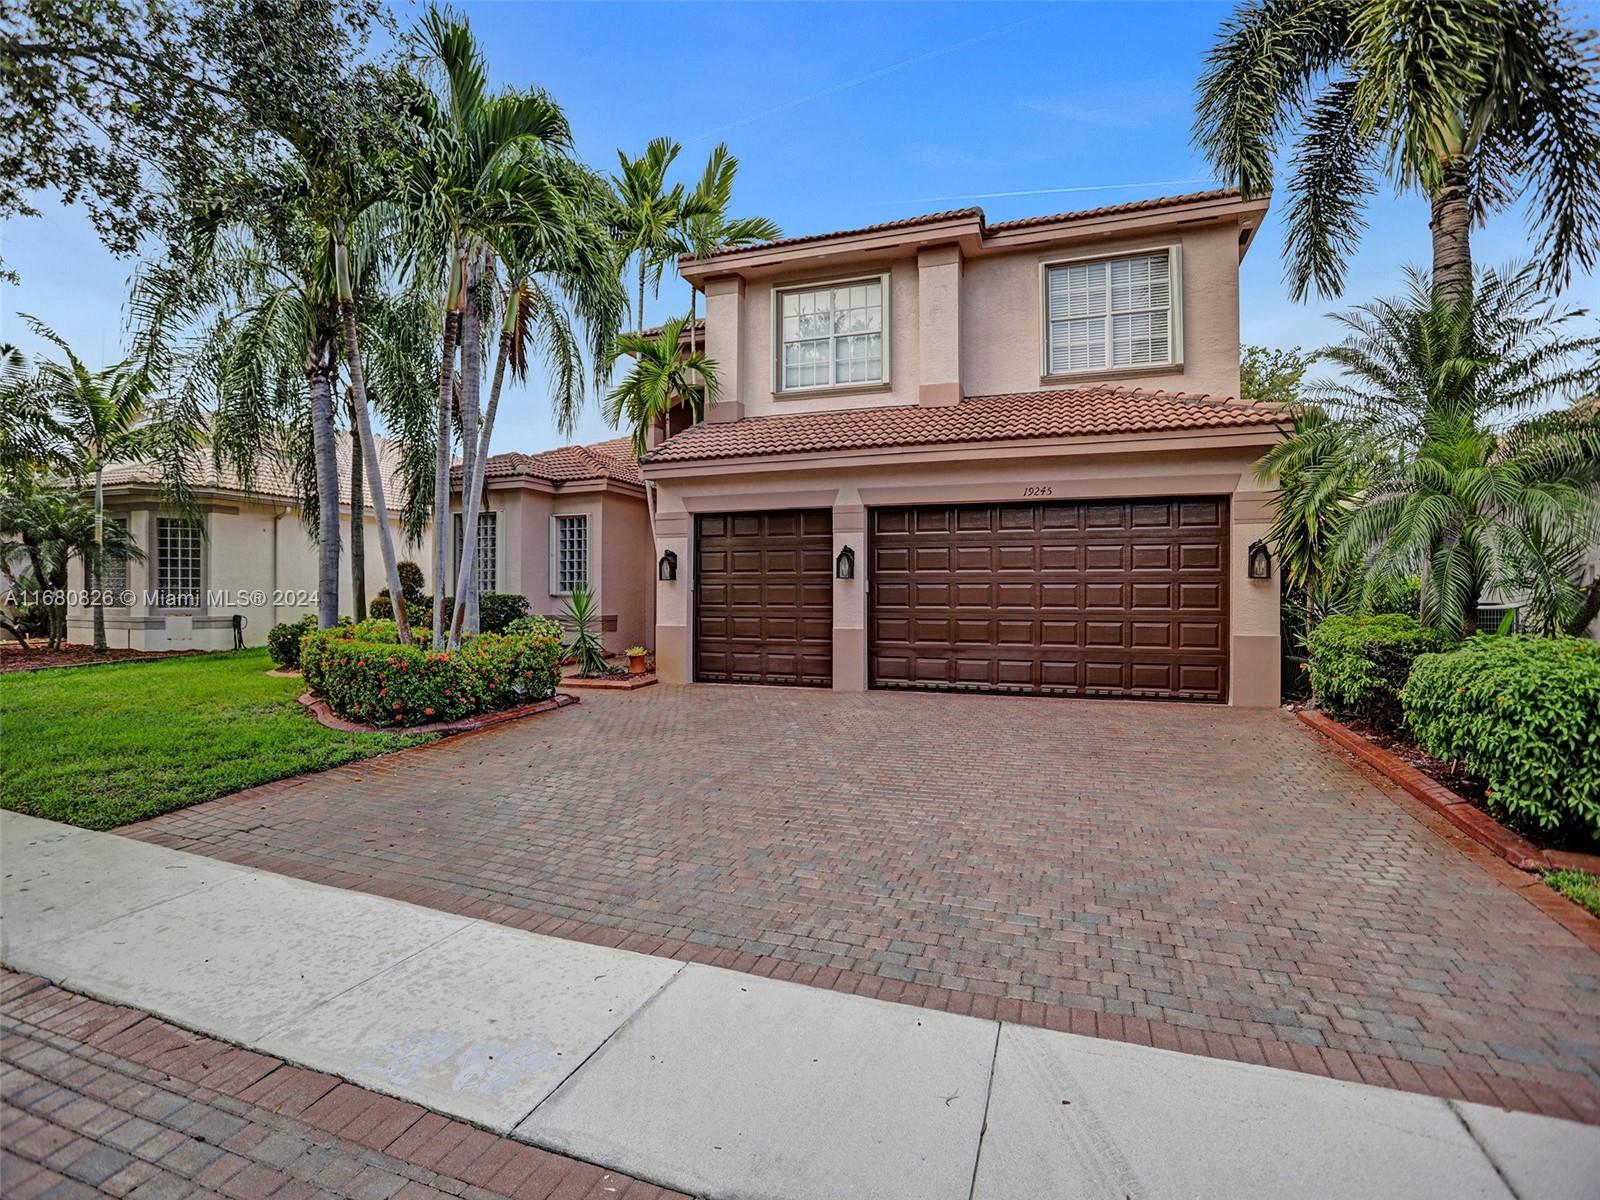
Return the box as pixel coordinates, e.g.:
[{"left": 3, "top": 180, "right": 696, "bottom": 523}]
[
  {"left": 337, "top": 295, "right": 413, "bottom": 643},
  {"left": 432, "top": 239, "right": 465, "bottom": 649},
  {"left": 347, "top": 392, "right": 366, "bottom": 620},
  {"left": 458, "top": 254, "right": 483, "bottom": 639},
  {"left": 1566, "top": 579, "right": 1600, "bottom": 636},
  {"left": 1429, "top": 156, "right": 1473, "bottom": 302},
  {"left": 450, "top": 326, "right": 511, "bottom": 647},
  {"left": 637, "top": 252, "right": 646, "bottom": 338},
  {"left": 92, "top": 462, "right": 107, "bottom": 653},
  {"left": 307, "top": 346, "right": 341, "bottom": 629}
]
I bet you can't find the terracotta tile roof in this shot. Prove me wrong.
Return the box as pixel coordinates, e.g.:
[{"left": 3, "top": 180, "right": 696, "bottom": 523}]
[
  {"left": 639, "top": 317, "right": 706, "bottom": 339},
  {"left": 642, "top": 385, "right": 1285, "bottom": 465},
  {"left": 99, "top": 433, "right": 409, "bottom": 506},
  {"left": 694, "top": 189, "right": 1243, "bottom": 262},
  {"left": 467, "top": 436, "right": 644, "bottom": 488}
]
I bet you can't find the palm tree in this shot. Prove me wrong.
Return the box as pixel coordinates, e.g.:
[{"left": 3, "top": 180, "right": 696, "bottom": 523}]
[
  {"left": 611, "top": 138, "right": 713, "bottom": 337},
  {"left": 678, "top": 144, "right": 780, "bottom": 357},
  {"left": 0, "top": 468, "right": 142, "bottom": 650},
  {"left": 409, "top": 7, "right": 597, "bottom": 646},
  {"left": 10, "top": 319, "right": 157, "bottom": 652},
  {"left": 604, "top": 316, "right": 720, "bottom": 457},
  {"left": 1256, "top": 406, "right": 1371, "bottom": 638},
  {"left": 1195, "top": 0, "right": 1600, "bottom": 300},
  {"left": 1281, "top": 265, "right": 1600, "bottom": 636}
]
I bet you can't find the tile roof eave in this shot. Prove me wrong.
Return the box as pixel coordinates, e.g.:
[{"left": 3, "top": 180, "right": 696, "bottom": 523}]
[{"left": 639, "top": 420, "right": 1286, "bottom": 475}]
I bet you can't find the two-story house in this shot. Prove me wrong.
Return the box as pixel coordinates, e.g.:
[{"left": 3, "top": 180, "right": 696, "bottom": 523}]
[{"left": 641, "top": 188, "right": 1286, "bottom": 706}]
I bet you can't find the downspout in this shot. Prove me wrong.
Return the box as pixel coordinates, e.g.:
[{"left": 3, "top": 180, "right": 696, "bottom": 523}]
[{"left": 270, "top": 504, "right": 288, "bottom": 627}]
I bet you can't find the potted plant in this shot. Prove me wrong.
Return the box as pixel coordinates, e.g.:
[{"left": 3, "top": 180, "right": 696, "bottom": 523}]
[{"left": 626, "top": 645, "right": 649, "bottom": 675}]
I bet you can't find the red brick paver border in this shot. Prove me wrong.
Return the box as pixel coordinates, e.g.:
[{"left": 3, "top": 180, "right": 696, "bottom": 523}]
[
  {"left": 0, "top": 971, "right": 687, "bottom": 1200},
  {"left": 126, "top": 686, "right": 1600, "bottom": 1124}
]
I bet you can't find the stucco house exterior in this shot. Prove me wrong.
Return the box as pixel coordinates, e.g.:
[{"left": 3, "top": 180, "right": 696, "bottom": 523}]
[
  {"left": 452, "top": 437, "right": 650, "bottom": 653},
  {"left": 64, "top": 437, "right": 432, "bottom": 651},
  {"left": 641, "top": 188, "right": 1288, "bottom": 706}
]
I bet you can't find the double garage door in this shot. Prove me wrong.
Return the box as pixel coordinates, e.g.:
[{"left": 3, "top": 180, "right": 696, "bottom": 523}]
[{"left": 696, "top": 498, "right": 1229, "bottom": 702}]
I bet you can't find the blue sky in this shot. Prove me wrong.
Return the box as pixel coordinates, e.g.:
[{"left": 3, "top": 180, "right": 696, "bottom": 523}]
[{"left": 3, "top": 0, "right": 1596, "bottom": 455}]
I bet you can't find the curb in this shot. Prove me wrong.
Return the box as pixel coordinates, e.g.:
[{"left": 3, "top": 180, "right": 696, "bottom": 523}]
[
  {"left": 298, "top": 691, "right": 579, "bottom": 735},
  {"left": 1296, "top": 709, "right": 1551, "bottom": 870}
]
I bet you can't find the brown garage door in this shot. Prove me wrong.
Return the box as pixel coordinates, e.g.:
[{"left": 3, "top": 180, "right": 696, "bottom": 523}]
[
  {"left": 696, "top": 510, "right": 833, "bottom": 686},
  {"left": 869, "top": 498, "right": 1228, "bottom": 701}
]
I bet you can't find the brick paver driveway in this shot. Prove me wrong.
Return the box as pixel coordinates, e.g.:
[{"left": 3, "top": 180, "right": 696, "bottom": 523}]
[{"left": 128, "top": 686, "right": 1600, "bottom": 1122}]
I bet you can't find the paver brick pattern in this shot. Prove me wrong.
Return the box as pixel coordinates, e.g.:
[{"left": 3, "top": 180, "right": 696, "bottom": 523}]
[
  {"left": 0, "top": 972, "right": 687, "bottom": 1200},
  {"left": 127, "top": 686, "right": 1600, "bottom": 1122}
]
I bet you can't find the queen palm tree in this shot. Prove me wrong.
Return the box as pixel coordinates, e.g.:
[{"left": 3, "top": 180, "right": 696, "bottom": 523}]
[
  {"left": 10, "top": 319, "right": 158, "bottom": 652},
  {"left": 1195, "top": 0, "right": 1600, "bottom": 300},
  {"left": 1276, "top": 265, "right": 1600, "bottom": 636}
]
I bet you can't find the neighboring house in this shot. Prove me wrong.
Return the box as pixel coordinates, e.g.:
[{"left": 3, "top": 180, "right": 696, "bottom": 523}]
[
  {"left": 451, "top": 437, "right": 650, "bottom": 652},
  {"left": 641, "top": 188, "right": 1288, "bottom": 705},
  {"left": 64, "top": 437, "right": 432, "bottom": 651}
]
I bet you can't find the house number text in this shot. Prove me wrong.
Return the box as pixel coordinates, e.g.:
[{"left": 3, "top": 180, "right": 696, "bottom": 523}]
[{"left": 1022, "top": 485, "right": 1054, "bottom": 497}]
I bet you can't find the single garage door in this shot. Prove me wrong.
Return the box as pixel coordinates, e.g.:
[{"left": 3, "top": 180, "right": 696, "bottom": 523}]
[
  {"left": 869, "top": 498, "right": 1229, "bottom": 701},
  {"left": 696, "top": 510, "right": 833, "bottom": 686}
]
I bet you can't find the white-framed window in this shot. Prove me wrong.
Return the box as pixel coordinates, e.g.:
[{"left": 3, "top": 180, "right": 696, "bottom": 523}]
[
  {"left": 103, "top": 515, "right": 129, "bottom": 605},
  {"left": 550, "top": 514, "right": 588, "bottom": 594},
  {"left": 452, "top": 510, "right": 498, "bottom": 594},
  {"left": 1043, "top": 248, "right": 1181, "bottom": 376},
  {"left": 155, "top": 516, "right": 201, "bottom": 608},
  {"left": 776, "top": 274, "right": 888, "bottom": 392}
]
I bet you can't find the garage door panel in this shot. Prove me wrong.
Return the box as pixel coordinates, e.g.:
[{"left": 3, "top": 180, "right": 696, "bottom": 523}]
[
  {"left": 869, "top": 498, "right": 1228, "bottom": 702},
  {"left": 696, "top": 510, "right": 832, "bottom": 687}
]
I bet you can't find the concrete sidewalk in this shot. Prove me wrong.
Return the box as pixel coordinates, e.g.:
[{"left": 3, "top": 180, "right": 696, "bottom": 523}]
[{"left": 3, "top": 810, "right": 1595, "bottom": 1200}]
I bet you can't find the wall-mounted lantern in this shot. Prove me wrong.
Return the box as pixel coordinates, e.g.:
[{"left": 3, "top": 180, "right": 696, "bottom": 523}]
[
  {"left": 836, "top": 545, "right": 855, "bottom": 580},
  {"left": 1247, "top": 540, "right": 1273, "bottom": 581},
  {"left": 658, "top": 549, "right": 678, "bottom": 582}
]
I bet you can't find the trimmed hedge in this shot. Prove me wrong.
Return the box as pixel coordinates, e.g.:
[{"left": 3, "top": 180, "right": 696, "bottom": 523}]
[
  {"left": 301, "top": 621, "right": 562, "bottom": 728},
  {"left": 370, "top": 590, "right": 530, "bottom": 634},
  {"left": 1306, "top": 614, "right": 1455, "bottom": 732},
  {"left": 266, "top": 614, "right": 317, "bottom": 669},
  {"left": 1401, "top": 637, "right": 1600, "bottom": 840}
]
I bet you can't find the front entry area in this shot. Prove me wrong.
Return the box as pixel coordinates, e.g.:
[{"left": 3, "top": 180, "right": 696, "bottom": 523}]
[
  {"left": 694, "top": 509, "right": 833, "bottom": 686},
  {"left": 868, "top": 498, "right": 1230, "bottom": 701}
]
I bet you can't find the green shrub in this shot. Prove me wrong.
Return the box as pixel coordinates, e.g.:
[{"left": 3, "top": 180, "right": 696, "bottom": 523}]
[
  {"left": 300, "top": 621, "right": 562, "bottom": 728},
  {"left": 396, "top": 559, "right": 424, "bottom": 597},
  {"left": 1401, "top": 636, "right": 1600, "bottom": 840},
  {"left": 266, "top": 614, "right": 317, "bottom": 669},
  {"left": 1306, "top": 613, "right": 1455, "bottom": 731},
  {"left": 1364, "top": 575, "right": 1421, "bottom": 617},
  {"left": 506, "top": 614, "right": 563, "bottom": 640}
]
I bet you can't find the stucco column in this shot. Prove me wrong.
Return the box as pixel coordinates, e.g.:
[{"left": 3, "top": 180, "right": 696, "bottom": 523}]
[
  {"left": 832, "top": 501, "right": 866, "bottom": 691},
  {"left": 704, "top": 274, "right": 745, "bottom": 424},
  {"left": 1229, "top": 487, "right": 1281, "bottom": 707},
  {"left": 652, "top": 506, "right": 692, "bottom": 684},
  {"left": 917, "top": 244, "right": 962, "bottom": 407}
]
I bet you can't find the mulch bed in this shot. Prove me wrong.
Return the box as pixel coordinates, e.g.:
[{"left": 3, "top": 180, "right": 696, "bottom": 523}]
[
  {"left": 297, "top": 690, "right": 579, "bottom": 734},
  {"left": 0, "top": 639, "right": 205, "bottom": 674},
  {"left": 1337, "top": 715, "right": 1491, "bottom": 807}
]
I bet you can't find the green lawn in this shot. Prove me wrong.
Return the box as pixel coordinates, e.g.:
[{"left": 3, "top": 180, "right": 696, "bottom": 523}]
[
  {"left": 0, "top": 649, "right": 430, "bottom": 830},
  {"left": 1546, "top": 869, "right": 1600, "bottom": 919}
]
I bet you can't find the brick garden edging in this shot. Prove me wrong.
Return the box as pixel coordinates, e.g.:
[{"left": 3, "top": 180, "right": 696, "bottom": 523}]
[
  {"left": 1298, "top": 708, "right": 1600, "bottom": 950},
  {"left": 298, "top": 691, "right": 578, "bottom": 735}
]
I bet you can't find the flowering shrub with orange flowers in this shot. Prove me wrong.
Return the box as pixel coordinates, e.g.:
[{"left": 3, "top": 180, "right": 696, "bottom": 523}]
[{"left": 301, "top": 618, "right": 562, "bottom": 728}]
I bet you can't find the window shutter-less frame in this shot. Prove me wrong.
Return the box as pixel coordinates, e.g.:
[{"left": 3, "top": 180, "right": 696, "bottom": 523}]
[{"left": 1044, "top": 247, "right": 1181, "bottom": 376}]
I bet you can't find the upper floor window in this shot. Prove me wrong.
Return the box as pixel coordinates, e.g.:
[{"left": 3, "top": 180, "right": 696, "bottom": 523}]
[
  {"left": 156, "top": 516, "right": 201, "bottom": 608},
  {"left": 1044, "top": 249, "right": 1179, "bottom": 375},
  {"left": 777, "top": 276, "right": 887, "bottom": 392},
  {"left": 551, "top": 514, "right": 587, "bottom": 594},
  {"left": 452, "top": 510, "right": 497, "bottom": 594}
]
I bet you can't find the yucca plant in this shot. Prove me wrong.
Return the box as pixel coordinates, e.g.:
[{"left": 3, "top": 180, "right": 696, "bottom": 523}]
[{"left": 560, "top": 583, "right": 609, "bottom": 677}]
